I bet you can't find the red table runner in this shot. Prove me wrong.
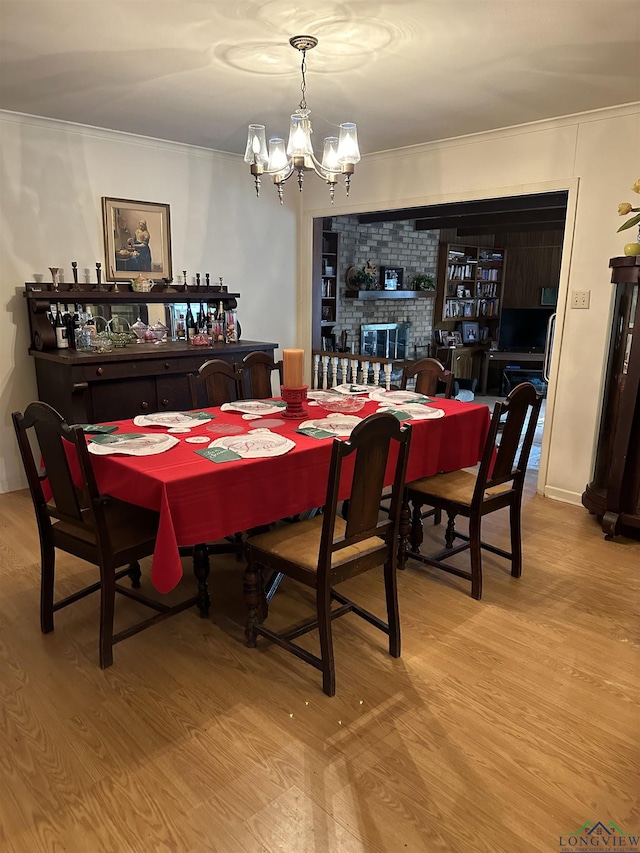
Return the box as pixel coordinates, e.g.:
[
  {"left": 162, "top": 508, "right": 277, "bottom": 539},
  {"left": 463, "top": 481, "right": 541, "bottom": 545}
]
[{"left": 88, "top": 398, "right": 490, "bottom": 593}]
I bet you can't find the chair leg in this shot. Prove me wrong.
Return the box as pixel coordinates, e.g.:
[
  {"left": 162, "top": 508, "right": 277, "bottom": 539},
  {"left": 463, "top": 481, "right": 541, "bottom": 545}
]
[
  {"left": 444, "top": 512, "right": 457, "bottom": 549},
  {"left": 317, "top": 587, "right": 336, "bottom": 697},
  {"left": 469, "top": 516, "right": 483, "bottom": 600},
  {"left": 383, "top": 560, "right": 401, "bottom": 658},
  {"left": 398, "top": 495, "right": 411, "bottom": 571},
  {"left": 409, "top": 499, "right": 424, "bottom": 552},
  {"left": 244, "top": 561, "right": 263, "bottom": 648},
  {"left": 234, "top": 531, "right": 244, "bottom": 562},
  {"left": 40, "top": 540, "right": 55, "bottom": 634},
  {"left": 127, "top": 561, "right": 141, "bottom": 589},
  {"left": 510, "top": 499, "right": 523, "bottom": 578},
  {"left": 99, "top": 568, "right": 116, "bottom": 669},
  {"left": 433, "top": 508, "right": 442, "bottom": 526}
]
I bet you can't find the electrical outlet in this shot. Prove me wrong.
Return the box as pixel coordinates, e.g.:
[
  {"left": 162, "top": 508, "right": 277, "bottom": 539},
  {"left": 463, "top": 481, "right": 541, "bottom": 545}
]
[{"left": 571, "top": 289, "right": 590, "bottom": 309}]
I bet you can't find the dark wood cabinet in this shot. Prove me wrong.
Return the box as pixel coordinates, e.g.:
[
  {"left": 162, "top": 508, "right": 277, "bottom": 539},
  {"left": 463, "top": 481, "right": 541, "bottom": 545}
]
[
  {"left": 582, "top": 256, "right": 640, "bottom": 539},
  {"left": 313, "top": 220, "right": 340, "bottom": 350},
  {"left": 24, "top": 283, "right": 277, "bottom": 424}
]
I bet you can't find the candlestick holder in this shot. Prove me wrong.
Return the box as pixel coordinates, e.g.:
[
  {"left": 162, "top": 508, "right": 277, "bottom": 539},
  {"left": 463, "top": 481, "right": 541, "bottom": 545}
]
[{"left": 281, "top": 385, "right": 308, "bottom": 419}]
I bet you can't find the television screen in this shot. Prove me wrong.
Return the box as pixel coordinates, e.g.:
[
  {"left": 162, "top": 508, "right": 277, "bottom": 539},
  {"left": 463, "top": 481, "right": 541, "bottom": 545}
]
[{"left": 498, "top": 308, "right": 554, "bottom": 352}]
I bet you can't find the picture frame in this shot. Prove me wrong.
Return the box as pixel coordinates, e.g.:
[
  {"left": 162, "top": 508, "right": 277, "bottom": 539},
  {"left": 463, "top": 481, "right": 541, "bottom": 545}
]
[
  {"left": 102, "top": 197, "right": 172, "bottom": 282},
  {"left": 380, "top": 266, "right": 404, "bottom": 291},
  {"left": 461, "top": 320, "right": 480, "bottom": 344}
]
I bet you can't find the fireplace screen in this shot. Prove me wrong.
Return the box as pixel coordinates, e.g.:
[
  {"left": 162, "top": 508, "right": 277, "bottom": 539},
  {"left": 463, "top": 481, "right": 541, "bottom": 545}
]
[{"left": 360, "top": 323, "right": 410, "bottom": 360}]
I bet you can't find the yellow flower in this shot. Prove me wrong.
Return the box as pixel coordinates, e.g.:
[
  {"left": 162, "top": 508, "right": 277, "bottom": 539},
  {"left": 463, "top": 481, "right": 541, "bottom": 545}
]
[
  {"left": 618, "top": 202, "right": 633, "bottom": 215},
  {"left": 632, "top": 178, "right": 640, "bottom": 194}
]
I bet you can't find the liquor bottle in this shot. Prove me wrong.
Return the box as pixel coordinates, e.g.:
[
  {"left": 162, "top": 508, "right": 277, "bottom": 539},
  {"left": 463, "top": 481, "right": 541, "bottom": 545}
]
[
  {"left": 214, "top": 300, "right": 226, "bottom": 343},
  {"left": 54, "top": 304, "right": 69, "bottom": 349},
  {"left": 198, "top": 301, "right": 206, "bottom": 332},
  {"left": 186, "top": 303, "right": 196, "bottom": 339},
  {"left": 65, "top": 304, "right": 77, "bottom": 350}
]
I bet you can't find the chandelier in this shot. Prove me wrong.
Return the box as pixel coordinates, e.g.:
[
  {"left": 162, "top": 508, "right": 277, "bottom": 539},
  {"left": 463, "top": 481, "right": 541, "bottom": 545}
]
[{"left": 244, "top": 35, "right": 361, "bottom": 204}]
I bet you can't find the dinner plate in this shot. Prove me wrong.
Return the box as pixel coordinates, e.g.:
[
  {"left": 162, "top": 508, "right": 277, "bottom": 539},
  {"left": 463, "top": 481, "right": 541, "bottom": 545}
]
[
  {"left": 208, "top": 428, "right": 295, "bottom": 458},
  {"left": 88, "top": 433, "right": 179, "bottom": 456},
  {"left": 220, "top": 400, "right": 286, "bottom": 416},
  {"left": 299, "top": 414, "right": 363, "bottom": 436},
  {"left": 307, "top": 390, "right": 342, "bottom": 402},
  {"left": 377, "top": 403, "right": 445, "bottom": 420},
  {"left": 133, "top": 411, "right": 212, "bottom": 428},
  {"left": 331, "top": 383, "right": 371, "bottom": 395},
  {"left": 368, "top": 389, "right": 431, "bottom": 404}
]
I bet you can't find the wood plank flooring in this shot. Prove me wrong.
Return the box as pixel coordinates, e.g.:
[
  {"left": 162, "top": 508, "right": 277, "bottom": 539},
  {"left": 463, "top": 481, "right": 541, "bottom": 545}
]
[{"left": 0, "top": 485, "right": 637, "bottom": 852}]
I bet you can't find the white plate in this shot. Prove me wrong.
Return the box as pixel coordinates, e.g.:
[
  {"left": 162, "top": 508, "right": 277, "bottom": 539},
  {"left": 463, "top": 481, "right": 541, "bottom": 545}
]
[
  {"left": 368, "top": 389, "right": 431, "bottom": 404},
  {"left": 88, "top": 433, "right": 179, "bottom": 456},
  {"left": 331, "top": 383, "right": 371, "bottom": 395},
  {"left": 307, "top": 390, "right": 342, "bottom": 402},
  {"left": 299, "top": 414, "right": 363, "bottom": 436},
  {"left": 377, "top": 403, "right": 445, "bottom": 420},
  {"left": 209, "top": 428, "right": 295, "bottom": 458},
  {"left": 133, "top": 411, "right": 212, "bottom": 428},
  {"left": 220, "top": 400, "right": 286, "bottom": 416}
]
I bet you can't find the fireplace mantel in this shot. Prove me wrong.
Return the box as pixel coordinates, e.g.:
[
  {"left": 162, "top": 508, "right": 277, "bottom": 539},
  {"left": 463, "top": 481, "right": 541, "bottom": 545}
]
[{"left": 345, "top": 290, "right": 437, "bottom": 300}]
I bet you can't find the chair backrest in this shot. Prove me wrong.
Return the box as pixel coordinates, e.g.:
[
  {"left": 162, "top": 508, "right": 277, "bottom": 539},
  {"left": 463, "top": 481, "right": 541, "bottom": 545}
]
[
  {"left": 317, "top": 413, "right": 412, "bottom": 578},
  {"left": 12, "top": 402, "right": 110, "bottom": 547},
  {"left": 237, "top": 351, "right": 283, "bottom": 400},
  {"left": 401, "top": 357, "right": 453, "bottom": 398},
  {"left": 473, "top": 382, "right": 543, "bottom": 503},
  {"left": 189, "top": 359, "right": 245, "bottom": 408}
]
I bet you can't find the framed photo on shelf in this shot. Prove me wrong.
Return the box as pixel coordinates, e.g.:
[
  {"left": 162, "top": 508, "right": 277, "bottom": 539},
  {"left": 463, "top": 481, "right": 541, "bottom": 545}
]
[
  {"left": 102, "top": 197, "right": 172, "bottom": 282},
  {"left": 461, "top": 320, "right": 480, "bottom": 344},
  {"left": 380, "top": 266, "right": 404, "bottom": 291}
]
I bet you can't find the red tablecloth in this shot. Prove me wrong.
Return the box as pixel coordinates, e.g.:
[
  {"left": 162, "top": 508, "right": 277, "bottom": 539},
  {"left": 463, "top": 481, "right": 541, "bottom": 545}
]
[{"left": 88, "top": 398, "right": 490, "bottom": 593}]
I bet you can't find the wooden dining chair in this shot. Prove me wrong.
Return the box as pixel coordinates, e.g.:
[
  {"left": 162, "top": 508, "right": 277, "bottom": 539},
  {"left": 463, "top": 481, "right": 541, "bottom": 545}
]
[
  {"left": 188, "top": 359, "right": 245, "bottom": 408},
  {"left": 401, "top": 357, "right": 454, "bottom": 398},
  {"left": 405, "top": 381, "right": 543, "bottom": 599},
  {"left": 244, "top": 412, "right": 412, "bottom": 696},
  {"left": 237, "top": 351, "right": 283, "bottom": 399},
  {"left": 12, "top": 402, "right": 198, "bottom": 668}
]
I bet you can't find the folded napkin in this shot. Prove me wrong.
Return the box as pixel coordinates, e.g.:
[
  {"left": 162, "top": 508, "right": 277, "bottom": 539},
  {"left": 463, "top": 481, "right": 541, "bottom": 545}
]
[
  {"left": 296, "top": 427, "right": 336, "bottom": 439},
  {"left": 72, "top": 424, "right": 118, "bottom": 434},
  {"left": 186, "top": 411, "right": 216, "bottom": 420},
  {"left": 195, "top": 447, "right": 242, "bottom": 463},
  {"left": 89, "top": 432, "right": 144, "bottom": 444}
]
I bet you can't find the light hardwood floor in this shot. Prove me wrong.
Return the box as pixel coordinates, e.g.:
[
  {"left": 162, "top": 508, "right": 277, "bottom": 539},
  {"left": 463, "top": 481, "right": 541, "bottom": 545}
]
[{"left": 0, "top": 483, "right": 637, "bottom": 852}]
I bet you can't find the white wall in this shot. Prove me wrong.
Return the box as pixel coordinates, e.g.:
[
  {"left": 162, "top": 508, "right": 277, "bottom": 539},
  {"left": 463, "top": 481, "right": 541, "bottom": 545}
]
[
  {"left": 299, "top": 104, "right": 640, "bottom": 505},
  {"left": 0, "top": 112, "right": 298, "bottom": 492}
]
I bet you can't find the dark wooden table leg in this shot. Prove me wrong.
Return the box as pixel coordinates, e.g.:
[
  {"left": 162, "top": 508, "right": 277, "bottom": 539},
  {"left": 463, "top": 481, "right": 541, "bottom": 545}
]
[
  {"left": 192, "top": 543, "right": 210, "bottom": 618},
  {"left": 398, "top": 492, "right": 410, "bottom": 570}
]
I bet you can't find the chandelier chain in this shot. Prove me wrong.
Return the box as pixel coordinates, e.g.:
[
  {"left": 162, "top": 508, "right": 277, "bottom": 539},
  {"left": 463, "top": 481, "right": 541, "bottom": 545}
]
[{"left": 299, "top": 50, "right": 308, "bottom": 111}]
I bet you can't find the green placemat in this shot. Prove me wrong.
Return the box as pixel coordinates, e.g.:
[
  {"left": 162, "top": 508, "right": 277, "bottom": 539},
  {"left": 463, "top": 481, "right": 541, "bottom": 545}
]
[
  {"left": 296, "top": 426, "right": 335, "bottom": 439},
  {"left": 89, "top": 432, "right": 144, "bottom": 445},
  {"left": 387, "top": 410, "right": 411, "bottom": 421},
  {"left": 196, "top": 447, "right": 242, "bottom": 463},
  {"left": 72, "top": 424, "right": 118, "bottom": 434}
]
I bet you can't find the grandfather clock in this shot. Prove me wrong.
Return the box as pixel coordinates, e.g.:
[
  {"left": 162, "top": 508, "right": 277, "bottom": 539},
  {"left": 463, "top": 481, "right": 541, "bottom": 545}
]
[{"left": 582, "top": 256, "right": 640, "bottom": 539}]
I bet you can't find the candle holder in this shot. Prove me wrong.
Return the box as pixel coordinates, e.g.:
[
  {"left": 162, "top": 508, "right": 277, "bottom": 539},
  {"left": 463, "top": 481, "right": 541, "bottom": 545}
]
[{"left": 281, "top": 385, "right": 308, "bottom": 419}]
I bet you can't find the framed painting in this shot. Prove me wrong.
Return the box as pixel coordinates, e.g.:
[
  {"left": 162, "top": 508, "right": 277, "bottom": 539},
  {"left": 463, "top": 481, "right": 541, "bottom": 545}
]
[{"left": 102, "top": 197, "right": 172, "bottom": 282}]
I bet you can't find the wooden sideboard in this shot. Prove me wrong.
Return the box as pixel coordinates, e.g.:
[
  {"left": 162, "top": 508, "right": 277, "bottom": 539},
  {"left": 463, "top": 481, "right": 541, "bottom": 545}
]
[
  {"left": 582, "top": 256, "right": 640, "bottom": 539},
  {"left": 24, "top": 283, "right": 278, "bottom": 423}
]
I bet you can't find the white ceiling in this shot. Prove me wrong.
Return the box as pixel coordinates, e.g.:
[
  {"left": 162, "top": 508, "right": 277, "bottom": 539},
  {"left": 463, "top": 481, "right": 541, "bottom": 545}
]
[{"left": 0, "top": 0, "right": 638, "bottom": 156}]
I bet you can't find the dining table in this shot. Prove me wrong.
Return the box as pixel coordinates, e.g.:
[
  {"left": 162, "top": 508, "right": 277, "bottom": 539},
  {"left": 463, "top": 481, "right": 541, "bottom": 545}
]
[{"left": 85, "top": 394, "right": 492, "bottom": 617}]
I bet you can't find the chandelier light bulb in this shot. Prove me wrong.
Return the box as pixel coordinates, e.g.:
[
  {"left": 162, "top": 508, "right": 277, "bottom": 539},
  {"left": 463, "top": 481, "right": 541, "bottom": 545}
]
[{"left": 244, "top": 35, "right": 360, "bottom": 204}]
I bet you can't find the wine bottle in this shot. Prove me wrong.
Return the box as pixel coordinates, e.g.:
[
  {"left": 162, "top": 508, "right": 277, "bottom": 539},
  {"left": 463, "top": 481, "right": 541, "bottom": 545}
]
[
  {"left": 198, "top": 301, "right": 206, "bottom": 332},
  {"left": 186, "top": 303, "right": 196, "bottom": 339},
  {"left": 55, "top": 304, "right": 69, "bottom": 349}
]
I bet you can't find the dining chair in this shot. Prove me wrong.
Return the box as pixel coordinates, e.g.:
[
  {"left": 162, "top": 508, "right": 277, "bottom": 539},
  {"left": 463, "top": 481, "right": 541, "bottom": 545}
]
[
  {"left": 405, "top": 381, "right": 543, "bottom": 600},
  {"left": 188, "top": 358, "right": 245, "bottom": 409},
  {"left": 244, "top": 412, "right": 412, "bottom": 696},
  {"left": 401, "top": 357, "right": 454, "bottom": 398},
  {"left": 12, "top": 402, "right": 198, "bottom": 668},
  {"left": 237, "top": 351, "right": 283, "bottom": 399}
]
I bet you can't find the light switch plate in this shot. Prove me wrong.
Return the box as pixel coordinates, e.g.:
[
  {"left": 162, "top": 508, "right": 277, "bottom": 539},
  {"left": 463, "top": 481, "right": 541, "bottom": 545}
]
[{"left": 571, "top": 290, "right": 590, "bottom": 309}]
